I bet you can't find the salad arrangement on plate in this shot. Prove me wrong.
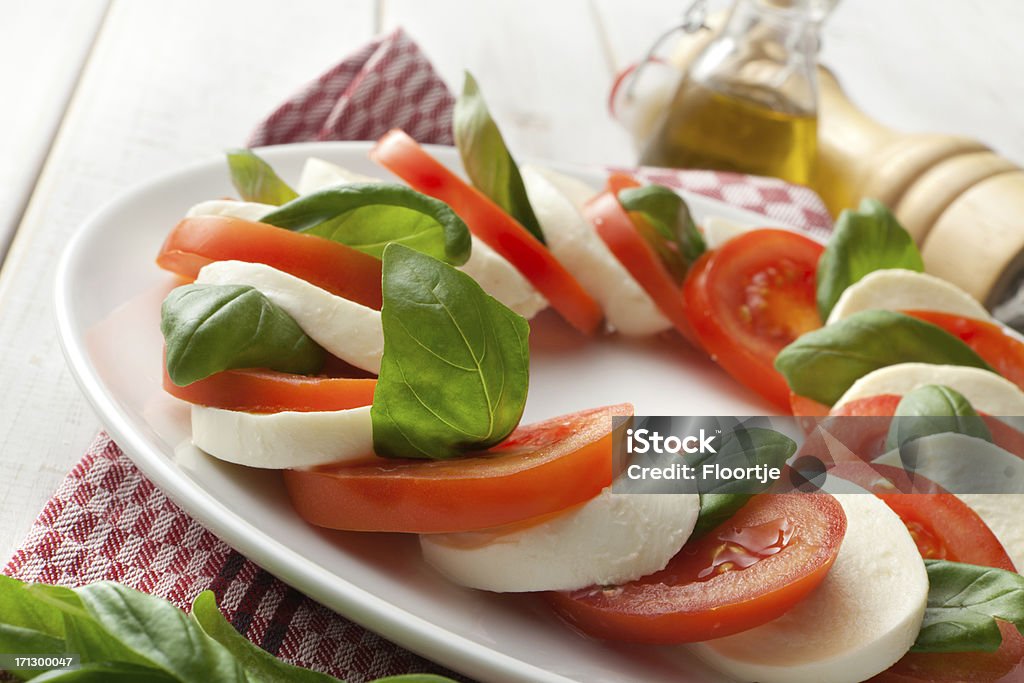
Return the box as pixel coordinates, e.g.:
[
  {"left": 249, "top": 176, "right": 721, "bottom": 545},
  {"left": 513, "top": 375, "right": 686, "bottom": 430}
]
[{"left": 154, "top": 74, "right": 1024, "bottom": 682}]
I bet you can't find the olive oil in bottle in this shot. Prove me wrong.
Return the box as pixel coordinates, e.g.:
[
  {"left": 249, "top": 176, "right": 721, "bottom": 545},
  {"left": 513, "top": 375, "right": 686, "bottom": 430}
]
[{"left": 640, "top": 79, "right": 818, "bottom": 185}]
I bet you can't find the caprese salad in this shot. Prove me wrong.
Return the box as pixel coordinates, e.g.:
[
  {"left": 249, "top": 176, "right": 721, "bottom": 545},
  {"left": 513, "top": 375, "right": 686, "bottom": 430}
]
[{"left": 155, "top": 73, "right": 1024, "bottom": 682}]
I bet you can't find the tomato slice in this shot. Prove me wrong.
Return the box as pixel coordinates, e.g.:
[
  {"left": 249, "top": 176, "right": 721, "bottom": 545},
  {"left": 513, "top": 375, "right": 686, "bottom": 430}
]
[
  {"left": 162, "top": 367, "right": 375, "bottom": 413},
  {"left": 282, "top": 403, "right": 628, "bottom": 533},
  {"left": 870, "top": 496, "right": 1021, "bottom": 682},
  {"left": 583, "top": 177, "right": 696, "bottom": 343},
  {"left": 683, "top": 229, "right": 824, "bottom": 410},
  {"left": 546, "top": 494, "right": 846, "bottom": 644},
  {"left": 370, "top": 129, "right": 602, "bottom": 334},
  {"left": 156, "top": 215, "right": 383, "bottom": 309},
  {"left": 905, "top": 310, "right": 1024, "bottom": 392}
]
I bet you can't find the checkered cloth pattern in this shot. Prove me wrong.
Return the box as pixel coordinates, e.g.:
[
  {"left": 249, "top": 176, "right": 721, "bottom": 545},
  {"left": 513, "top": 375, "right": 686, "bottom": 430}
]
[{"left": 5, "top": 26, "right": 831, "bottom": 682}]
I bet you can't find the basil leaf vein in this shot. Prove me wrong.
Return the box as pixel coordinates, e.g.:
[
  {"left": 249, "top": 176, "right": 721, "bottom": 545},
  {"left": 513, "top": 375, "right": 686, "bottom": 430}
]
[
  {"left": 261, "top": 184, "right": 471, "bottom": 266},
  {"left": 371, "top": 244, "right": 530, "bottom": 459},
  {"left": 912, "top": 559, "right": 1024, "bottom": 653},
  {"left": 775, "top": 310, "right": 992, "bottom": 406},
  {"left": 226, "top": 148, "right": 298, "bottom": 205},
  {"left": 618, "top": 184, "right": 705, "bottom": 281},
  {"left": 816, "top": 198, "right": 924, "bottom": 319},
  {"left": 454, "top": 72, "right": 545, "bottom": 244},
  {"left": 161, "top": 284, "right": 324, "bottom": 386}
]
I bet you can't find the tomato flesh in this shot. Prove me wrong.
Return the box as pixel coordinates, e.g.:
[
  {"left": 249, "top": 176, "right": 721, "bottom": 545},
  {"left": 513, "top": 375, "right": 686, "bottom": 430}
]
[
  {"left": 156, "top": 215, "right": 383, "bottom": 309},
  {"left": 282, "top": 403, "right": 628, "bottom": 533},
  {"left": 370, "top": 129, "right": 602, "bottom": 334},
  {"left": 546, "top": 494, "right": 846, "bottom": 644},
  {"left": 162, "top": 367, "right": 375, "bottom": 413},
  {"left": 683, "top": 229, "right": 824, "bottom": 410}
]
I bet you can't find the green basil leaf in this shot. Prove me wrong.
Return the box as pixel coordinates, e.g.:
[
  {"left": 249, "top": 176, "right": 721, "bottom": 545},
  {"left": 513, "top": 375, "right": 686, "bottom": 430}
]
[
  {"left": 454, "top": 72, "right": 545, "bottom": 244},
  {"left": 260, "top": 184, "right": 471, "bottom": 266},
  {"left": 372, "top": 244, "right": 530, "bottom": 459},
  {"left": 912, "top": 559, "right": 1024, "bottom": 653},
  {"left": 775, "top": 310, "right": 992, "bottom": 406},
  {"left": 31, "top": 663, "right": 177, "bottom": 682},
  {"left": 191, "top": 591, "right": 339, "bottom": 683},
  {"left": 816, "top": 198, "right": 924, "bottom": 319},
  {"left": 161, "top": 283, "right": 324, "bottom": 386},
  {"left": 0, "top": 624, "right": 66, "bottom": 681},
  {"left": 0, "top": 575, "right": 64, "bottom": 640},
  {"left": 617, "top": 185, "right": 705, "bottom": 279},
  {"left": 884, "top": 385, "right": 992, "bottom": 451},
  {"left": 226, "top": 149, "right": 298, "bottom": 205},
  {"left": 691, "top": 428, "right": 796, "bottom": 537}
]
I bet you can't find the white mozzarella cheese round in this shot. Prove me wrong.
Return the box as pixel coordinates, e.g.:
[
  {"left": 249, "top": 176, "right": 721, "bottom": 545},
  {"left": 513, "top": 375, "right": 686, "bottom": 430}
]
[
  {"left": 191, "top": 404, "right": 374, "bottom": 469},
  {"left": 875, "top": 432, "right": 1024, "bottom": 495},
  {"left": 691, "top": 494, "right": 928, "bottom": 683},
  {"left": 522, "top": 165, "right": 672, "bottom": 336},
  {"left": 297, "top": 157, "right": 382, "bottom": 193},
  {"left": 955, "top": 494, "right": 1024, "bottom": 572},
  {"left": 834, "top": 363, "right": 1024, "bottom": 416},
  {"left": 419, "top": 487, "right": 700, "bottom": 592},
  {"left": 827, "top": 268, "right": 990, "bottom": 325},
  {"left": 186, "top": 199, "right": 276, "bottom": 222},
  {"left": 702, "top": 215, "right": 751, "bottom": 250},
  {"left": 196, "top": 260, "right": 383, "bottom": 374}
]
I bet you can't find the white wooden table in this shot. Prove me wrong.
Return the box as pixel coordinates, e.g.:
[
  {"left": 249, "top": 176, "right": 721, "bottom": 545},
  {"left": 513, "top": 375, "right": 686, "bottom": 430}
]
[{"left": 1, "top": 0, "right": 1021, "bottom": 564}]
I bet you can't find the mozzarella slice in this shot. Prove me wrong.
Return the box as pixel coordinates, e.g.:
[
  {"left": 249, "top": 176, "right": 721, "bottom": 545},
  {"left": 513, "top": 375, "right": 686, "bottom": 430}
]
[
  {"left": 703, "top": 215, "right": 751, "bottom": 250},
  {"left": 875, "top": 432, "right": 1024, "bottom": 494},
  {"left": 834, "top": 363, "right": 1024, "bottom": 416},
  {"left": 691, "top": 494, "right": 927, "bottom": 683},
  {"left": 522, "top": 165, "right": 671, "bottom": 336},
  {"left": 186, "top": 199, "right": 275, "bottom": 222},
  {"left": 955, "top": 494, "right": 1024, "bottom": 572},
  {"left": 828, "top": 269, "right": 990, "bottom": 325},
  {"left": 419, "top": 487, "right": 700, "bottom": 592},
  {"left": 191, "top": 404, "right": 373, "bottom": 468},
  {"left": 297, "top": 157, "right": 382, "bottom": 193},
  {"left": 196, "top": 260, "right": 383, "bottom": 374},
  {"left": 298, "top": 158, "right": 547, "bottom": 318}
]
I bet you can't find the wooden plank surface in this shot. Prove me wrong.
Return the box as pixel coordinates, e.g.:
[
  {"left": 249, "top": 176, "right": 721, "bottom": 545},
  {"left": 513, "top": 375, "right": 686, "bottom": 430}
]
[
  {"left": 0, "top": 0, "right": 377, "bottom": 560},
  {"left": 0, "top": 0, "right": 109, "bottom": 261},
  {"left": 593, "top": 0, "right": 1024, "bottom": 165}
]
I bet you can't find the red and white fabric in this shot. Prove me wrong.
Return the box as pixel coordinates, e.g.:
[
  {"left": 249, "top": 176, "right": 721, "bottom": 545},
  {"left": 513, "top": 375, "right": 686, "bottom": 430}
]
[{"left": 5, "top": 26, "right": 831, "bottom": 682}]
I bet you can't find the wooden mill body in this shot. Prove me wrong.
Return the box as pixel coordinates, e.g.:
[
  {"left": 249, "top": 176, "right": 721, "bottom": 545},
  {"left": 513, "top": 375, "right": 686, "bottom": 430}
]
[{"left": 667, "top": 31, "right": 1024, "bottom": 309}]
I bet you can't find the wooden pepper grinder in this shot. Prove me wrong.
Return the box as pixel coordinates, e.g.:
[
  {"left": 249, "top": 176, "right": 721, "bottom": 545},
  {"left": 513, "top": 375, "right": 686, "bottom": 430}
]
[{"left": 622, "top": 4, "right": 1024, "bottom": 310}]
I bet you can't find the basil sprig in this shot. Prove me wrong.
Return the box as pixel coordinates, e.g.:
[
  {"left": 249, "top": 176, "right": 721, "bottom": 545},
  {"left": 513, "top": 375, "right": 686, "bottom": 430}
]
[
  {"left": 912, "top": 560, "right": 1024, "bottom": 654},
  {"left": 690, "top": 427, "right": 796, "bottom": 537},
  {"left": 261, "top": 184, "right": 472, "bottom": 266},
  {"left": 816, "top": 198, "right": 924, "bottom": 319},
  {"left": 454, "top": 72, "right": 545, "bottom": 244},
  {"left": 371, "top": 244, "right": 530, "bottom": 459},
  {"left": 617, "top": 184, "right": 705, "bottom": 282},
  {"left": 226, "top": 149, "right": 298, "bottom": 206},
  {"left": 161, "top": 284, "right": 324, "bottom": 386},
  {"left": 0, "top": 575, "right": 454, "bottom": 682},
  {"left": 885, "top": 385, "right": 992, "bottom": 451},
  {"left": 775, "top": 310, "right": 992, "bottom": 406}
]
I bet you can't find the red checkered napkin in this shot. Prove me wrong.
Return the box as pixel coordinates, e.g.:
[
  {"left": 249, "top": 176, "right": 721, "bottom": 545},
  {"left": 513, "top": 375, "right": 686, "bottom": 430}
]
[{"left": 6, "top": 27, "right": 831, "bottom": 683}]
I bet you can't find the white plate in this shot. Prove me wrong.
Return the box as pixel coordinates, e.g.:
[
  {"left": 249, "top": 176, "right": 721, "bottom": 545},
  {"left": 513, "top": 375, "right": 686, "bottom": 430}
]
[{"left": 56, "top": 141, "right": 785, "bottom": 683}]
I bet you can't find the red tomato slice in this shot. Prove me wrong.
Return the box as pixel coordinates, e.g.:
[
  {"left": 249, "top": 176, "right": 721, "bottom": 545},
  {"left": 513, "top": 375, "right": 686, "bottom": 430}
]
[
  {"left": 546, "top": 494, "right": 846, "bottom": 644},
  {"left": 583, "top": 177, "right": 696, "bottom": 343},
  {"left": 905, "top": 310, "right": 1024, "bottom": 392},
  {"left": 870, "top": 495, "right": 1021, "bottom": 682},
  {"left": 370, "top": 129, "right": 602, "bottom": 334},
  {"left": 162, "top": 367, "right": 375, "bottom": 413},
  {"left": 282, "top": 403, "right": 629, "bottom": 533},
  {"left": 683, "top": 229, "right": 824, "bottom": 410},
  {"left": 156, "top": 216, "right": 383, "bottom": 309}
]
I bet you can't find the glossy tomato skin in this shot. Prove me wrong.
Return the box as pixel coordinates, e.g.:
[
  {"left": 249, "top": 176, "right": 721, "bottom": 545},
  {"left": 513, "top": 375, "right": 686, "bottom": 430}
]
[
  {"left": 162, "top": 367, "right": 376, "bottom": 413},
  {"left": 905, "top": 309, "right": 1024, "bottom": 392},
  {"left": 156, "top": 215, "right": 383, "bottom": 309},
  {"left": 282, "top": 403, "right": 629, "bottom": 534},
  {"left": 370, "top": 129, "right": 603, "bottom": 335},
  {"left": 546, "top": 494, "right": 846, "bottom": 644},
  {"left": 683, "top": 229, "right": 824, "bottom": 410}
]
